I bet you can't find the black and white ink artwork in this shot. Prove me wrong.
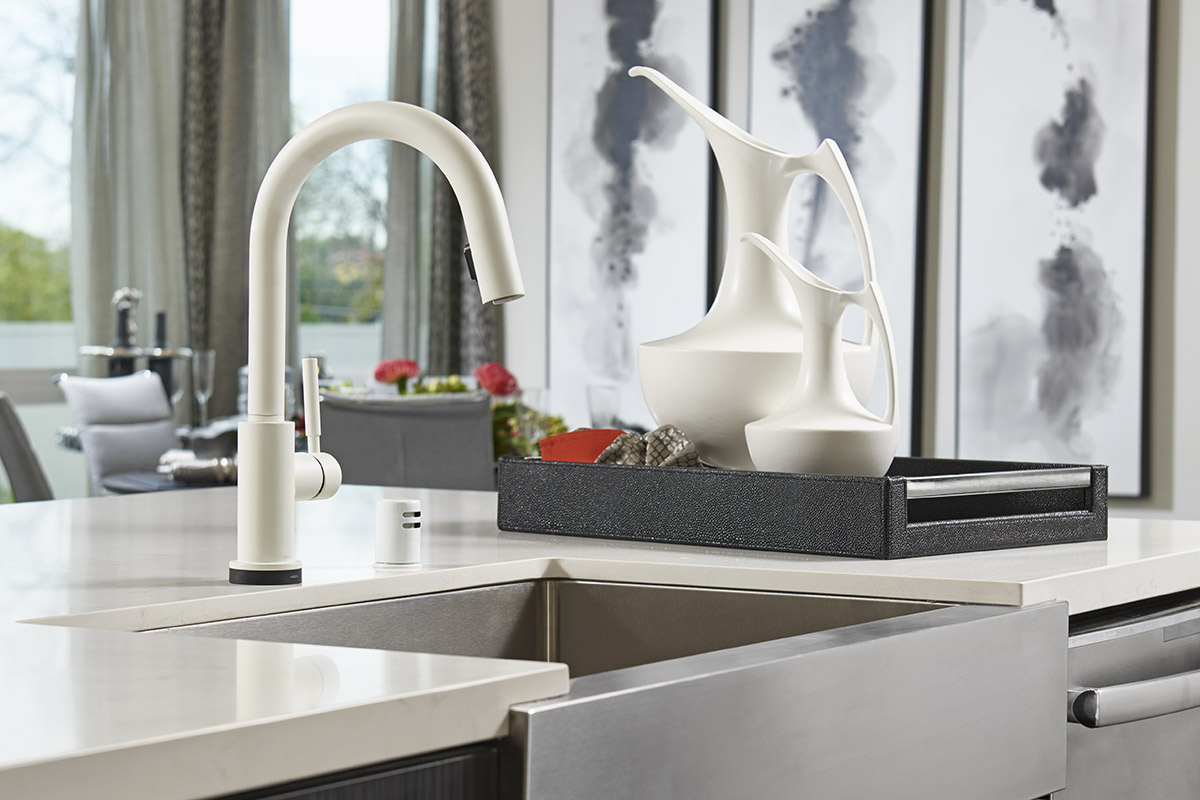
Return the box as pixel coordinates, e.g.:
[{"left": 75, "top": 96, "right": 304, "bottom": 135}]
[
  {"left": 957, "top": 0, "right": 1150, "bottom": 495},
  {"left": 548, "top": 0, "right": 713, "bottom": 429},
  {"left": 750, "top": 0, "right": 927, "bottom": 454}
]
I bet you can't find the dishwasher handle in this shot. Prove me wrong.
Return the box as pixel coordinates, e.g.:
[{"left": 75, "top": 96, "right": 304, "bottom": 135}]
[{"left": 1069, "top": 667, "right": 1200, "bottom": 728}]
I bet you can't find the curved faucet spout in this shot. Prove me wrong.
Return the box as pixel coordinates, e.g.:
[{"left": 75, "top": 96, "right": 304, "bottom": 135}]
[
  {"left": 248, "top": 100, "right": 525, "bottom": 421},
  {"left": 234, "top": 101, "right": 524, "bottom": 585}
]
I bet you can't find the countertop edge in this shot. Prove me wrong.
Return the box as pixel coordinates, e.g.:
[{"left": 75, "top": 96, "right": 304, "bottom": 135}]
[{"left": 0, "top": 660, "right": 568, "bottom": 800}]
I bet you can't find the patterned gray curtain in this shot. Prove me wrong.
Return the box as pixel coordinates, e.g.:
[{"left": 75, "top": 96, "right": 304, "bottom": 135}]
[
  {"left": 428, "top": 0, "right": 501, "bottom": 375},
  {"left": 181, "top": 0, "right": 290, "bottom": 419},
  {"left": 180, "top": 0, "right": 220, "bottom": 357}
]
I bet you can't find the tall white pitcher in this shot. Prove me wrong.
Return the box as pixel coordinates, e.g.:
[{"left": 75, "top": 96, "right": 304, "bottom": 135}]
[{"left": 631, "top": 66, "right": 879, "bottom": 469}]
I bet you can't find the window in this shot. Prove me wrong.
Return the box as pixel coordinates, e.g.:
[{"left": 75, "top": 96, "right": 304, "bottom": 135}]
[
  {"left": 290, "top": 0, "right": 392, "bottom": 382},
  {"left": 0, "top": 0, "right": 77, "bottom": 370},
  {"left": 1, "top": 1, "right": 413, "bottom": 381}
]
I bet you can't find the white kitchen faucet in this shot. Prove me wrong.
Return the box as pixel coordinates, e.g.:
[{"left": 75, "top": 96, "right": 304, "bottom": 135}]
[{"left": 231, "top": 101, "right": 525, "bottom": 585}]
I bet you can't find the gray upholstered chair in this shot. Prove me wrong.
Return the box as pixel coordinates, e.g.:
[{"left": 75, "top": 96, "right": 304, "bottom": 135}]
[
  {"left": 0, "top": 391, "right": 54, "bottom": 502},
  {"left": 55, "top": 371, "right": 179, "bottom": 494},
  {"left": 319, "top": 391, "right": 495, "bottom": 490}
]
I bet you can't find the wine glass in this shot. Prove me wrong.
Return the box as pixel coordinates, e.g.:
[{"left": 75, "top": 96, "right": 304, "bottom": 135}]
[
  {"left": 170, "top": 354, "right": 190, "bottom": 426},
  {"left": 192, "top": 349, "right": 216, "bottom": 428},
  {"left": 518, "top": 388, "right": 547, "bottom": 435}
]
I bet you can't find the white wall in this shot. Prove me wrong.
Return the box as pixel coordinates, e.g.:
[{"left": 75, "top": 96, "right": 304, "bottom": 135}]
[{"left": 494, "top": 0, "right": 1200, "bottom": 519}]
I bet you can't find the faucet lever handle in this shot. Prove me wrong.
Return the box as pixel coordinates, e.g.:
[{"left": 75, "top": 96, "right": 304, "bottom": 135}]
[
  {"left": 295, "top": 359, "right": 341, "bottom": 502},
  {"left": 301, "top": 357, "right": 322, "bottom": 454}
]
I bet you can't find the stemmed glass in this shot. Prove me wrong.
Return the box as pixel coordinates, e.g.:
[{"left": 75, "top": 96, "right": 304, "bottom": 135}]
[
  {"left": 192, "top": 349, "right": 216, "bottom": 428},
  {"left": 170, "top": 354, "right": 190, "bottom": 426},
  {"left": 518, "top": 388, "right": 548, "bottom": 442}
]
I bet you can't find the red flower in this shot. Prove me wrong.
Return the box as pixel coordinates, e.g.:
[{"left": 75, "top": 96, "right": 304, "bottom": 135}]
[
  {"left": 474, "top": 362, "right": 519, "bottom": 397},
  {"left": 375, "top": 358, "right": 421, "bottom": 392}
]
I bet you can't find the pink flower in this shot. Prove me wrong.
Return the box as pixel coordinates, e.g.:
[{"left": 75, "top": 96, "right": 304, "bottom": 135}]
[
  {"left": 474, "top": 362, "right": 519, "bottom": 397},
  {"left": 375, "top": 358, "right": 421, "bottom": 393}
]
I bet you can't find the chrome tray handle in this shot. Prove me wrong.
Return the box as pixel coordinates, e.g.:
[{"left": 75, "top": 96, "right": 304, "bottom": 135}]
[
  {"left": 906, "top": 467, "right": 1092, "bottom": 499},
  {"left": 1069, "top": 667, "right": 1200, "bottom": 727}
]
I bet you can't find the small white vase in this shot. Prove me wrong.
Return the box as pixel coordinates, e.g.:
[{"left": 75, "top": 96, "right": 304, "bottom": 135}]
[
  {"left": 742, "top": 234, "right": 900, "bottom": 477},
  {"left": 630, "top": 66, "right": 879, "bottom": 470}
]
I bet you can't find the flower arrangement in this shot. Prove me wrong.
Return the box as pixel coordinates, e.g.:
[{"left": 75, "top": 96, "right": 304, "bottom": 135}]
[
  {"left": 472, "top": 364, "right": 516, "bottom": 398},
  {"left": 370, "top": 358, "right": 565, "bottom": 458},
  {"left": 373, "top": 358, "right": 420, "bottom": 394},
  {"left": 474, "top": 361, "right": 519, "bottom": 397},
  {"left": 473, "top": 362, "right": 566, "bottom": 459},
  {"left": 410, "top": 375, "right": 468, "bottom": 394},
  {"left": 373, "top": 358, "right": 469, "bottom": 395}
]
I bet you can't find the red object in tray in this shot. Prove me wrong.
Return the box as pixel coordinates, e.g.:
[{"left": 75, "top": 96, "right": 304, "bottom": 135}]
[{"left": 538, "top": 429, "right": 624, "bottom": 463}]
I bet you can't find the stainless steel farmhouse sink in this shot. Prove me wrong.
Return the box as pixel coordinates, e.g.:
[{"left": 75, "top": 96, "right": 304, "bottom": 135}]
[
  {"left": 166, "top": 581, "right": 938, "bottom": 677},
  {"left": 161, "top": 580, "right": 1067, "bottom": 800}
]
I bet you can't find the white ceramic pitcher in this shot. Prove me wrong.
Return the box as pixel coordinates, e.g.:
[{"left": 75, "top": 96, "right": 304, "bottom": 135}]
[
  {"left": 741, "top": 233, "right": 899, "bottom": 477},
  {"left": 630, "top": 66, "right": 879, "bottom": 470}
]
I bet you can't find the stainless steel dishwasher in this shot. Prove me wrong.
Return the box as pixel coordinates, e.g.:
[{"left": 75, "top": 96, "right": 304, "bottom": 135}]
[{"left": 1056, "top": 590, "right": 1200, "bottom": 798}]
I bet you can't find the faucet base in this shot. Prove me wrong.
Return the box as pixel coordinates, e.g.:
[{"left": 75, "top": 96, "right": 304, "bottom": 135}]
[{"left": 229, "top": 566, "right": 302, "bottom": 585}]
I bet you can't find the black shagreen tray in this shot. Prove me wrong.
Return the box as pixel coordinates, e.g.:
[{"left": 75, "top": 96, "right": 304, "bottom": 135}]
[{"left": 496, "top": 456, "right": 1107, "bottom": 559}]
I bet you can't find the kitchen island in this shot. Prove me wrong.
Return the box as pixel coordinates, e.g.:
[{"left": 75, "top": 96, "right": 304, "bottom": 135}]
[{"left": 2, "top": 484, "right": 1199, "bottom": 798}]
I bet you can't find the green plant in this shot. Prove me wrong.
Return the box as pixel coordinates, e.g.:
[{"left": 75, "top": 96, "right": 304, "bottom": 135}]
[
  {"left": 295, "top": 234, "right": 383, "bottom": 323},
  {"left": 491, "top": 401, "right": 567, "bottom": 459},
  {"left": 0, "top": 224, "right": 72, "bottom": 320}
]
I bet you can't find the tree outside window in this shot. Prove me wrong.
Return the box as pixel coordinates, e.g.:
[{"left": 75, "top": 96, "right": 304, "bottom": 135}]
[{"left": 0, "top": 0, "right": 76, "bottom": 327}]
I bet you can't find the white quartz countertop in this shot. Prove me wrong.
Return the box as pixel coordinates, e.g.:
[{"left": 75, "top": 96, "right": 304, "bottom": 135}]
[
  {"left": 8, "top": 485, "right": 1200, "bottom": 626},
  {"left": 2, "top": 484, "right": 1200, "bottom": 798},
  {"left": 0, "top": 625, "right": 564, "bottom": 800}
]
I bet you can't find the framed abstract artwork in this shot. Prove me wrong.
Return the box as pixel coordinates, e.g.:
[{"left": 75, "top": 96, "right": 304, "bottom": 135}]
[
  {"left": 748, "top": 0, "right": 931, "bottom": 455},
  {"left": 956, "top": 0, "right": 1153, "bottom": 496},
  {"left": 547, "top": 0, "right": 715, "bottom": 431}
]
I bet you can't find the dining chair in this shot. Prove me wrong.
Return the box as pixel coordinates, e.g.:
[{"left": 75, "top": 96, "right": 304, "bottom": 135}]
[
  {"left": 55, "top": 371, "right": 179, "bottom": 495},
  {"left": 319, "top": 391, "right": 496, "bottom": 490},
  {"left": 0, "top": 391, "right": 54, "bottom": 502}
]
